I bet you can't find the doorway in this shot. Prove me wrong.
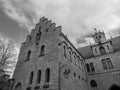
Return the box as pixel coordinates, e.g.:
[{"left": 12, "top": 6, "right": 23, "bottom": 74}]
[{"left": 109, "top": 85, "right": 120, "bottom": 90}]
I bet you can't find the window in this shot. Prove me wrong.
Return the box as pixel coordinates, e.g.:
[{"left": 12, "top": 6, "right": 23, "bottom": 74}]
[
  {"left": 86, "top": 64, "right": 90, "bottom": 72},
  {"left": 101, "top": 58, "right": 113, "bottom": 70},
  {"left": 63, "top": 46, "right": 67, "bottom": 57},
  {"left": 106, "top": 58, "right": 113, "bottom": 69},
  {"left": 36, "top": 32, "right": 41, "bottom": 41},
  {"left": 101, "top": 59, "right": 108, "bottom": 69},
  {"left": 69, "top": 51, "right": 72, "bottom": 62},
  {"left": 29, "top": 71, "right": 34, "bottom": 84},
  {"left": 36, "top": 70, "right": 41, "bottom": 84},
  {"left": 90, "top": 63, "right": 95, "bottom": 72},
  {"left": 90, "top": 79, "right": 97, "bottom": 88},
  {"left": 39, "top": 45, "right": 45, "bottom": 56},
  {"left": 14, "top": 82, "right": 22, "bottom": 90},
  {"left": 100, "top": 47, "right": 106, "bottom": 55},
  {"left": 26, "top": 50, "right": 31, "bottom": 60},
  {"left": 74, "top": 55, "right": 77, "bottom": 65},
  {"left": 45, "top": 68, "right": 50, "bottom": 83}
]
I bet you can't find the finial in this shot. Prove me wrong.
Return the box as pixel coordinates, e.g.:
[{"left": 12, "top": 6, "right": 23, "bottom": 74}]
[
  {"left": 94, "top": 28, "right": 97, "bottom": 32},
  {"left": 108, "top": 32, "right": 112, "bottom": 39}
]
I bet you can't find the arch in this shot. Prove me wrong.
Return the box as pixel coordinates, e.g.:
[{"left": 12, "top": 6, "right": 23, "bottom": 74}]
[
  {"left": 29, "top": 71, "right": 34, "bottom": 84},
  {"left": 90, "top": 79, "right": 97, "bottom": 88},
  {"left": 39, "top": 45, "right": 45, "bottom": 56},
  {"left": 68, "top": 47, "right": 73, "bottom": 62},
  {"left": 100, "top": 47, "right": 106, "bottom": 55},
  {"left": 86, "top": 64, "right": 90, "bottom": 72},
  {"left": 62, "top": 41, "right": 68, "bottom": 47},
  {"left": 45, "top": 68, "right": 50, "bottom": 83},
  {"left": 109, "top": 84, "right": 120, "bottom": 90},
  {"left": 63, "top": 45, "right": 67, "bottom": 57},
  {"left": 14, "top": 82, "right": 22, "bottom": 90},
  {"left": 26, "top": 50, "right": 31, "bottom": 60},
  {"left": 90, "top": 62, "right": 95, "bottom": 72},
  {"left": 106, "top": 58, "right": 113, "bottom": 69},
  {"left": 36, "top": 70, "right": 41, "bottom": 84},
  {"left": 36, "top": 32, "right": 41, "bottom": 41}
]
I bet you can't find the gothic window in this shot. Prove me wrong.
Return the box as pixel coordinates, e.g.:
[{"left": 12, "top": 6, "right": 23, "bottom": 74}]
[
  {"left": 74, "top": 55, "right": 77, "bottom": 65},
  {"left": 106, "top": 58, "right": 113, "bottom": 69},
  {"left": 26, "top": 50, "right": 31, "bottom": 60},
  {"left": 90, "top": 79, "right": 97, "bottom": 88},
  {"left": 69, "top": 51, "right": 72, "bottom": 62},
  {"left": 39, "top": 45, "right": 45, "bottom": 56},
  {"left": 63, "top": 46, "right": 67, "bottom": 57},
  {"left": 45, "top": 68, "right": 50, "bottom": 83},
  {"left": 78, "top": 57, "right": 81, "bottom": 67},
  {"left": 36, "top": 70, "right": 41, "bottom": 84},
  {"left": 14, "top": 82, "right": 22, "bottom": 90},
  {"left": 36, "top": 32, "right": 41, "bottom": 41},
  {"left": 100, "top": 47, "right": 106, "bottom": 55},
  {"left": 86, "top": 64, "right": 90, "bottom": 72},
  {"left": 29, "top": 71, "right": 34, "bottom": 84},
  {"left": 101, "top": 59, "right": 108, "bottom": 70},
  {"left": 90, "top": 63, "right": 95, "bottom": 72}
]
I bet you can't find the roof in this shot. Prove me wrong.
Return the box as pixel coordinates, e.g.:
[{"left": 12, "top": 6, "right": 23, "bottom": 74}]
[{"left": 78, "top": 36, "right": 120, "bottom": 59}]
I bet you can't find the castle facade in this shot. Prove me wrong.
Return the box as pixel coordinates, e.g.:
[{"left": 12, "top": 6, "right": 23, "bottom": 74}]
[{"left": 12, "top": 17, "right": 120, "bottom": 90}]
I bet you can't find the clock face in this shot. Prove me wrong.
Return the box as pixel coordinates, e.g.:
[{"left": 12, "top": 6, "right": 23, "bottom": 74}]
[{"left": 96, "top": 34, "right": 101, "bottom": 41}]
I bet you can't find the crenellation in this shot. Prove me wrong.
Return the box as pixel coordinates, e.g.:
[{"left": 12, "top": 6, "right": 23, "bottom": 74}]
[{"left": 54, "top": 26, "right": 62, "bottom": 32}]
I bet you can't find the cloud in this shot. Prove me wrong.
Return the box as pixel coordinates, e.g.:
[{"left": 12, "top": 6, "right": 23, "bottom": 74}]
[{"left": 0, "top": 0, "right": 120, "bottom": 47}]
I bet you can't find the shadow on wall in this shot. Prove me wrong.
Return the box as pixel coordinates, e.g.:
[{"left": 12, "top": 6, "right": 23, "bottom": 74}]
[{"left": 108, "top": 84, "right": 120, "bottom": 90}]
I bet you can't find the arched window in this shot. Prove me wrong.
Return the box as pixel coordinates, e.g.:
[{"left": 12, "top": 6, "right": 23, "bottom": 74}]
[
  {"left": 90, "top": 79, "right": 97, "bottom": 88},
  {"left": 106, "top": 58, "right": 113, "bottom": 69},
  {"left": 26, "top": 50, "right": 31, "bottom": 60},
  {"left": 69, "top": 51, "right": 72, "bottom": 62},
  {"left": 63, "top": 46, "right": 67, "bottom": 57},
  {"left": 39, "top": 45, "right": 45, "bottom": 56},
  {"left": 36, "top": 70, "right": 41, "bottom": 84},
  {"left": 101, "top": 59, "right": 108, "bottom": 70},
  {"left": 100, "top": 47, "right": 106, "bottom": 55},
  {"left": 109, "top": 84, "right": 120, "bottom": 90},
  {"left": 36, "top": 32, "right": 41, "bottom": 41},
  {"left": 29, "top": 71, "right": 34, "bottom": 84},
  {"left": 45, "top": 68, "right": 50, "bottom": 83},
  {"left": 90, "top": 63, "right": 95, "bottom": 72},
  {"left": 74, "top": 55, "right": 77, "bottom": 65},
  {"left": 86, "top": 64, "right": 90, "bottom": 72},
  {"left": 14, "top": 82, "right": 22, "bottom": 90}
]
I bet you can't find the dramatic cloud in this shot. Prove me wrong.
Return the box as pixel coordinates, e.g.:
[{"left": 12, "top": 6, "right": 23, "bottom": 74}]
[{"left": 0, "top": 0, "right": 120, "bottom": 47}]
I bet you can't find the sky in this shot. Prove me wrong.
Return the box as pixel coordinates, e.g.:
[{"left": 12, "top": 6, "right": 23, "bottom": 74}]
[{"left": 0, "top": 0, "right": 120, "bottom": 48}]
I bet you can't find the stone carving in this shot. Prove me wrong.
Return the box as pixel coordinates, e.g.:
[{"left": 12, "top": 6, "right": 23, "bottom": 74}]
[{"left": 63, "top": 68, "right": 70, "bottom": 79}]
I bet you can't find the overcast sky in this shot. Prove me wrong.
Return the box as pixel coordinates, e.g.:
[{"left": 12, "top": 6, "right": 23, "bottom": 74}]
[{"left": 0, "top": 0, "right": 120, "bottom": 48}]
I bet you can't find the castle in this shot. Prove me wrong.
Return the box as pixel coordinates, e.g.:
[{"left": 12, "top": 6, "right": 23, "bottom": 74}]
[{"left": 12, "top": 17, "right": 120, "bottom": 90}]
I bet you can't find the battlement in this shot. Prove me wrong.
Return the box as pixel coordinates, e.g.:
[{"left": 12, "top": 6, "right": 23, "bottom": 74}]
[{"left": 23, "top": 17, "right": 62, "bottom": 45}]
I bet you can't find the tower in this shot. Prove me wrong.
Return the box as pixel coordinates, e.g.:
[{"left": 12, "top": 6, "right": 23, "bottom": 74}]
[
  {"left": 12, "top": 17, "right": 88, "bottom": 90},
  {"left": 93, "top": 28, "right": 106, "bottom": 44}
]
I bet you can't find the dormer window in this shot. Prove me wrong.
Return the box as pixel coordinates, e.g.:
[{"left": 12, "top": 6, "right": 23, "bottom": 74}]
[{"left": 100, "top": 47, "right": 106, "bottom": 55}]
